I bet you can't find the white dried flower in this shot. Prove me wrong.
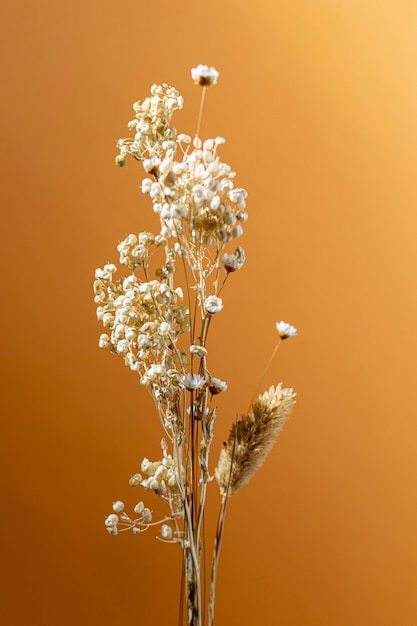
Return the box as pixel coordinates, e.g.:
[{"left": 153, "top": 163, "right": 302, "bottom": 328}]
[
  {"left": 112, "top": 501, "right": 124, "bottom": 513},
  {"left": 177, "top": 133, "right": 191, "bottom": 143},
  {"left": 98, "top": 334, "right": 110, "bottom": 349},
  {"left": 179, "top": 373, "right": 206, "bottom": 390},
  {"left": 204, "top": 296, "right": 223, "bottom": 314},
  {"left": 191, "top": 64, "right": 219, "bottom": 86},
  {"left": 134, "top": 501, "right": 145, "bottom": 515},
  {"left": 143, "top": 508, "right": 152, "bottom": 523},
  {"left": 129, "top": 474, "right": 142, "bottom": 486},
  {"left": 276, "top": 321, "right": 298, "bottom": 339},
  {"left": 208, "top": 377, "right": 228, "bottom": 395},
  {"left": 190, "top": 345, "right": 208, "bottom": 358},
  {"left": 222, "top": 247, "right": 245, "bottom": 272},
  {"left": 161, "top": 524, "right": 173, "bottom": 539},
  {"left": 105, "top": 513, "right": 119, "bottom": 527}
]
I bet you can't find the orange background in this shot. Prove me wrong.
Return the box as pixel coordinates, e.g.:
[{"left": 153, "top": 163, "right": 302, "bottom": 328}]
[{"left": 2, "top": 1, "right": 417, "bottom": 624}]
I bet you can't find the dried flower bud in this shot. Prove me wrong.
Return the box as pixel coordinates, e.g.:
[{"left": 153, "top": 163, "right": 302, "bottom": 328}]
[
  {"left": 190, "top": 345, "right": 207, "bottom": 358},
  {"left": 161, "top": 524, "right": 173, "bottom": 539},
  {"left": 222, "top": 247, "right": 246, "bottom": 272},
  {"left": 99, "top": 334, "right": 110, "bottom": 349},
  {"left": 105, "top": 514, "right": 119, "bottom": 527},
  {"left": 115, "top": 155, "right": 126, "bottom": 167},
  {"left": 143, "top": 508, "right": 152, "bottom": 523},
  {"left": 129, "top": 474, "right": 142, "bottom": 486},
  {"left": 204, "top": 296, "right": 223, "bottom": 314}
]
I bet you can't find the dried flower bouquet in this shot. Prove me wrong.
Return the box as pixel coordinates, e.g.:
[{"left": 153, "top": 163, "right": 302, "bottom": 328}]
[{"left": 94, "top": 65, "right": 296, "bottom": 626}]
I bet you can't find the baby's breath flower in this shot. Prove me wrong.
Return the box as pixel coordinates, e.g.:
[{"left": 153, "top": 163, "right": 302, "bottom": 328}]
[
  {"left": 105, "top": 513, "right": 119, "bottom": 526},
  {"left": 191, "top": 64, "right": 219, "bottom": 87},
  {"left": 98, "top": 334, "right": 110, "bottom": 349},
  {"left": 134, "top": 502, "right": 145, "bottom": 515},
  {"left": 190, "top": 344, "right": 208, "bottom": 358},
  {"left": 129, "top": 473, "right": 142, "bottom": 486},
  {"left": 112, "top": 501, "right": 124, "bottom": 513},
  {"left": 276, "top": 321, "right": 298, "bottom": 339},
  {"left": 177, "top": 133, "right": 191, "bottom": 144},
  {"left": 105, "top": 513, "right": 120, "bottom": 534},
  {"left": 115, "top": 154, "right": 126, "bottom": 167},
  {"left": 204, "top": 296, "right": 223, "bottom": 314},
  {"left": 161, "top": 524, "right": 173, "bottom": 539}
]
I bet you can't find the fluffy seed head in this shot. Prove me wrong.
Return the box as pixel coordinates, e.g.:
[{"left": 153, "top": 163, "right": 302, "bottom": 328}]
[{"left": 215, "top": 384, "right": 295, "bottom": 496}]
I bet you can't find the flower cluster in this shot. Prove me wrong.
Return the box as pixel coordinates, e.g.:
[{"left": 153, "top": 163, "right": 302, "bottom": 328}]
[
  {"left": 94, "top": 261, "right": 190, "bottom": 402},
  {"left": 104, "top": 500, "right": 153, "bottom": 536},
  {"left": 116, "top": 83, "right": 184, "bottom": 166},
  {"left": 140, "top": 439, "right": 178, "bottom": 496},
  {"left": 140, "top": 135, "right": 248, "bottom": 247}
]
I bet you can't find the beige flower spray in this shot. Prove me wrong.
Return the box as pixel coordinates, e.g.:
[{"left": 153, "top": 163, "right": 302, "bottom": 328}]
[{"left": 94, "top": 64, "right": 297, "bottom": 626}]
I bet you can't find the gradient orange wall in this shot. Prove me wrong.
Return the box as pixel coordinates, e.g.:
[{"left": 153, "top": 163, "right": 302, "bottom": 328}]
[{"left": 2, "top": 1, "right": 417, "bottom": 624}]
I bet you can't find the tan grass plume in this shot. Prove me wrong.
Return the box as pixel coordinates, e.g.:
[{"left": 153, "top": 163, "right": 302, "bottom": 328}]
[{"left": 215, "top": 384, "right": 295, "bottom": 496}]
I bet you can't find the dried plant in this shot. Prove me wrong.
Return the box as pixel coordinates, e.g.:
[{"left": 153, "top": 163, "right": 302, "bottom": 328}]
[{"left": 94, "top": 64, "right": 297, "bottom": 626}]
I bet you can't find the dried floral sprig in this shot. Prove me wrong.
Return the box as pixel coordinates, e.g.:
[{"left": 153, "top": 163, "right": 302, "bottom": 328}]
[
  {"left": 215, "top": 384, "right": 296, "bottom": 496},
  {"left": 95, "top": 65, "right": 297, "bottom": 626}
]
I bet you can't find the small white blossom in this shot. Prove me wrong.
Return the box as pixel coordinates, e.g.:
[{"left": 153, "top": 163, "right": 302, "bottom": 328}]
[
  {"left": 161, "top": 524, "right": 173, "bottom": 539},
  {"left": 190, "top": 344, "right": 207, "bottom": 358},
  {"left": 129, "top": 474, "right": 142, "bottom": 486},
  {"left": 191, "top": 64, "right": 219, "bottom": 86},
  {"left": 112, "top": 501, "right": 124, "bottom": 513},
  {"left": 205, "top": 296, "right": 223, "bottom": 314},
  {"left": 134, "top": 501, "right": 145, "bottom": 514},
  {"left": 179, "top": 373, "right": 206, "bottom": 390},
  {"left": 143, "top": 508, "right": 152, "bottom": 523},
  {"left": 98, "top": 334, "right": 110, "bottom": 349},
  {"left": 276, "top": 321, "right": 298, "bottom": 339},
  {"left": 222, "top": 247, "right": 245, "bottom": 272},
  {"left": 177, "top": 133, "right": 191, "bottom": 143},
  {"left": 105, "top": 513, "right": 119, "bottom": 527}
]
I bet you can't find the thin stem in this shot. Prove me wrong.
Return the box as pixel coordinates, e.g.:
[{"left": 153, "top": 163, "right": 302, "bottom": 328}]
[
  {"left": 208, "top": 494, "right": 227, "bottom": 626},
  {"left": 247, "top": 338, "right": 282, "bottom": 412},
  {"left": 208, "top": 419, "right": 237, "bottom": 626},
  {"left": 196, "top": 87, "right": 207, "bottom": 138}
]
